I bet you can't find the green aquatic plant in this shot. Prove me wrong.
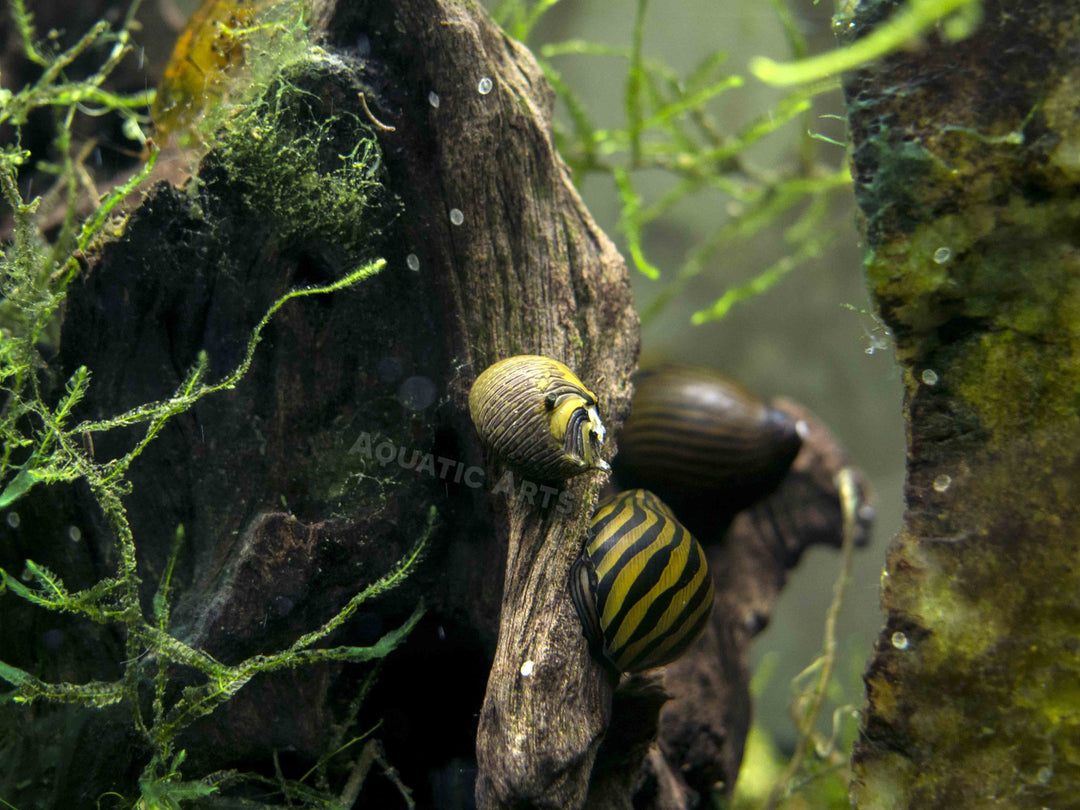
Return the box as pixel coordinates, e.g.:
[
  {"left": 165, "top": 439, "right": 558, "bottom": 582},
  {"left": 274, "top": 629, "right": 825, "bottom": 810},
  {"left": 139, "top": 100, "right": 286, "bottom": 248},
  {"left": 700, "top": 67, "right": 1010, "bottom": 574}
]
[
  {"left": 208, "top": 63, "right": 391, "bottom": 256},
  {"left": 0, "top": 3, "right": 423, "bottom": 807},
  {"left": 0, "top": 0, "right": 155, "bottom": 368},
  {"left": 0, "top": 0, "right": 154, "bottom": 505},
  {"left": 722, "top": 471, "right": 865, "bottom": 810},
  {"left": 752, "top": 0, "right": 982, "bottom": 86},
  {"left": 495, "top": 0, "right": 853, "bottom": 327},
  {"left": 0, "top": 238, "right": 428, "bottom": 804},
  {"left": 495, "top": 0, "right": 982, "bottom": 331}
]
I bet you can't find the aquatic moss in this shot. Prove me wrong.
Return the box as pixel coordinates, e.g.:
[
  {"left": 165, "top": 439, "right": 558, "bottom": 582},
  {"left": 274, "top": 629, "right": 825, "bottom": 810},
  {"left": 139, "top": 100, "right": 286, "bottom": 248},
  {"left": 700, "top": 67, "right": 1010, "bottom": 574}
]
[
  {"left": 206, "top": 51, "right": 392, "bottom": 257},
  {"left": 0, "top": 6, "right": 419, "bottom": 806}
]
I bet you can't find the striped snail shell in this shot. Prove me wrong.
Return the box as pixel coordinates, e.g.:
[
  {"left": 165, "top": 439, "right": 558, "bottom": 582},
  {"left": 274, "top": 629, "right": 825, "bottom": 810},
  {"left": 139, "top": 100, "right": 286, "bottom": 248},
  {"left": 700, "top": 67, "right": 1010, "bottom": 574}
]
[
  {"left": 570, "top": 489, "right": 714, "bottom": 673},
  {"left": 469, "top": 355, "right": 611, "bottom": 481},
  {"left": 614, "top": 366, "right": 803, "bottom": 500}
]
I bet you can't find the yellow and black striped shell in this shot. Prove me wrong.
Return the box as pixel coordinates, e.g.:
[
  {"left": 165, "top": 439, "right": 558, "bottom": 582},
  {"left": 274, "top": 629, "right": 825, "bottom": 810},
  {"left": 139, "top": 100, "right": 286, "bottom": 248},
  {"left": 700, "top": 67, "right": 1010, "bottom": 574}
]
[
  {"left": 569, "top": 489, "right": 714, "bottom": 673},
  {"left": 615, "top": 366, "right": 802, "bottom": 497},
  {"left": 469, "top": 355, "right": 610, "bottom": 481}
]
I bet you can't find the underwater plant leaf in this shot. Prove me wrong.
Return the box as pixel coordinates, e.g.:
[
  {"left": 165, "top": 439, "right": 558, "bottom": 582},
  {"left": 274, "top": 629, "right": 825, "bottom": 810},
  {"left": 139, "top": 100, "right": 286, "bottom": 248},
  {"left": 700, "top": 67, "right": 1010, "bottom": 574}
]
[
  {"left": 750, "top": 0, "right": 978, "bottom": 86},
  {"left": 0, "top": 466, "right": 40, "bottom": 508},
  {"left": 152, "top": 526, "right": 185, "bottom": 631},
  {"left": 286, "top": 507, "right": 434, "bottom": 654},
  {"left": 265, "top": 601, "right": 426, "bottom": 670},
  {"left": 691, "top": 224, "right": 840, "bottom": 325},
  {"left": 138, "top": 774, "right": 218, "bottom": 808},
  {"left": 0, "top": 659, "right": 124, "bottom": 707},
  {"left": 639, "top": 75, "right": 743, "bottom": 133},
  {"left": 625, "top": 0, "right": 648, "bottom": 165},
  {"left": 518, "top": 0, "right": 564, "bottom": 41},
  {"left": 613, "top": 168, "right": 660, "bottom": 280}
]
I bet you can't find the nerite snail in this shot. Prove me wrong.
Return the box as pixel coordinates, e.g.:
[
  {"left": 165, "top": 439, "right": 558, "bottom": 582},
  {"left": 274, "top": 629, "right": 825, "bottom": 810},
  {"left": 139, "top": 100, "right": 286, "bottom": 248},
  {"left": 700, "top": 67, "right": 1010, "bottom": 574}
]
[
  {"left": 469, "top": 355, "right": 611, "bottom": 481},
  {"left": 613, "top": 366, "right": 803, "bottom": 513},
  {"left": 570, "top": 488, "right": 714, "bottom": 673}
]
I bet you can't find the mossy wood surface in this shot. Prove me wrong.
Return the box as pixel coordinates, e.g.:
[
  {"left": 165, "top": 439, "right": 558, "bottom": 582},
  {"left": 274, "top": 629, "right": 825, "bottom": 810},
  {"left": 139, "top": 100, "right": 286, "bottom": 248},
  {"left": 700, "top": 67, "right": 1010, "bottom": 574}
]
[
  {"left": 310, "top": 2, "right": 641, "bottom": 807},
  {"left": 1, "top": 1, "right": 874, "bottom": 807},
  {"left": 844, "top": 1, "right": 1080, "bottom": 807}
]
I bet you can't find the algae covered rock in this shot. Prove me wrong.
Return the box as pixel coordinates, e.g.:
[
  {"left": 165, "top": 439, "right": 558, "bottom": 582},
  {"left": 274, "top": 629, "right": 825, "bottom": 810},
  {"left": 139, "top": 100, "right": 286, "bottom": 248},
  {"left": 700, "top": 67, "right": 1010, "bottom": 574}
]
[{"left": 843, "top": 1, "right": 1080, "bottom": 807}]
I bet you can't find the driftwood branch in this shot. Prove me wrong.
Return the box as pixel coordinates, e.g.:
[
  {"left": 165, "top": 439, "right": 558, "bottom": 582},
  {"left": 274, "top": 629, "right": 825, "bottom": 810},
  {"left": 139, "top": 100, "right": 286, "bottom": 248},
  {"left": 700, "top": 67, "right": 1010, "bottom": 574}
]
[{"left": 1, "top": 1, "right": 874, "bottom": 807}]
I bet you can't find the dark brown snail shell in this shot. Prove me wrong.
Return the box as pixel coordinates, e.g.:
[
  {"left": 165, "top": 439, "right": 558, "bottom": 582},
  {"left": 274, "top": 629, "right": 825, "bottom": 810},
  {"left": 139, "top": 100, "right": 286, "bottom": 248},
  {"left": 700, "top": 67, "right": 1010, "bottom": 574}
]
[{"left": 612, "top": 366, "right": 803, "bottom": 529}]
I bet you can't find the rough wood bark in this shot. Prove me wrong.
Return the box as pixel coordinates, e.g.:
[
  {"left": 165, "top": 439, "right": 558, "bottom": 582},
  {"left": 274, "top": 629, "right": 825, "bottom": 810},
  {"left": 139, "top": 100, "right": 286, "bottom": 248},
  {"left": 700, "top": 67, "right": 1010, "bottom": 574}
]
[
  {"left": 3, "top": 0, "right": 634, "bottom": 805},
  {"left": 0, "top": 1, "right": 875, "bottom": 807},
  {"left": 309, "top": 3, "right": 638, "bottom": 807},
  {"left": 843, "top": 1, "right": 1080, "bottom": 806}
]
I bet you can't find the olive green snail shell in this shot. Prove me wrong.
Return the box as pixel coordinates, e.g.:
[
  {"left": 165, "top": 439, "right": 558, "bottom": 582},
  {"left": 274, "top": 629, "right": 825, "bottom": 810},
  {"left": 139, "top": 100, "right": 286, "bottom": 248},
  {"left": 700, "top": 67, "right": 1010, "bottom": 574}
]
[
  {"left": 468, "top": 355, "right": 611, "bottom": 481},
  {"left": 570, "top": 488, "right": 714, "bottom": 673},
  {"left": 615, "top": 366, "right": 803, "bottom": 496}
]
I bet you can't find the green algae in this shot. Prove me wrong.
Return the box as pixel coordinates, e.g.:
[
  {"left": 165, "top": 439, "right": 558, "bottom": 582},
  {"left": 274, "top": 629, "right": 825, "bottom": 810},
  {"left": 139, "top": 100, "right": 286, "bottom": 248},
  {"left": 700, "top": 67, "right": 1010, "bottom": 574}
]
[
  {"left": 846, "top": 2, "right": 1080, "bottom": 807},
  {"left": 204, "top": 50, "right": 393, "bottom": 258}
]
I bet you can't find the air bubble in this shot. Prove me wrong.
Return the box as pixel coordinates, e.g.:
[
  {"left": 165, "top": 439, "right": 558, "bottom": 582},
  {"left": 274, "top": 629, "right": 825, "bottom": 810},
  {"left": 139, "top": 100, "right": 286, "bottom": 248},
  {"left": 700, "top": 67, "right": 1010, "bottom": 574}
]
[
  {"left": 270, "top": 595, "right": 294, "bottom": 618},
  {"left": 933, "top": 474, "right": 952, "bottom": 493},
  {"left": 921, "top": 368, "right": 939, "bottom": 386},
  {"left": 68, "top": 525, "right": 82, "bottom": 542},
  {"left": 6, "top": 512, "right": 19, "bottom": 529},
  {"left": 406, "top": 253, "right": 420, "bottom": 272},
  {"left": 428, "top": 91, "right": 440, "bottom": 108},
  {"left": 478, "top": 76, "right": 493, "bottom": 95},
  {"left": 398, "top": 375, "right": 438, "bottom": 411},
  {"left": 520, "top": 660, "right": 535, "bottom": 677},
  {"left": 449, "top": 208, "right": 464, "bottom": 226},
  {"left": 42, "top": 629, "right": 66, "bottom": 651},
  {"left": 933, "top": 246, "right": 952, "bottom": 264},
  {"left": 891, "top": 631, "right": 909, "bottom": 650}
]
